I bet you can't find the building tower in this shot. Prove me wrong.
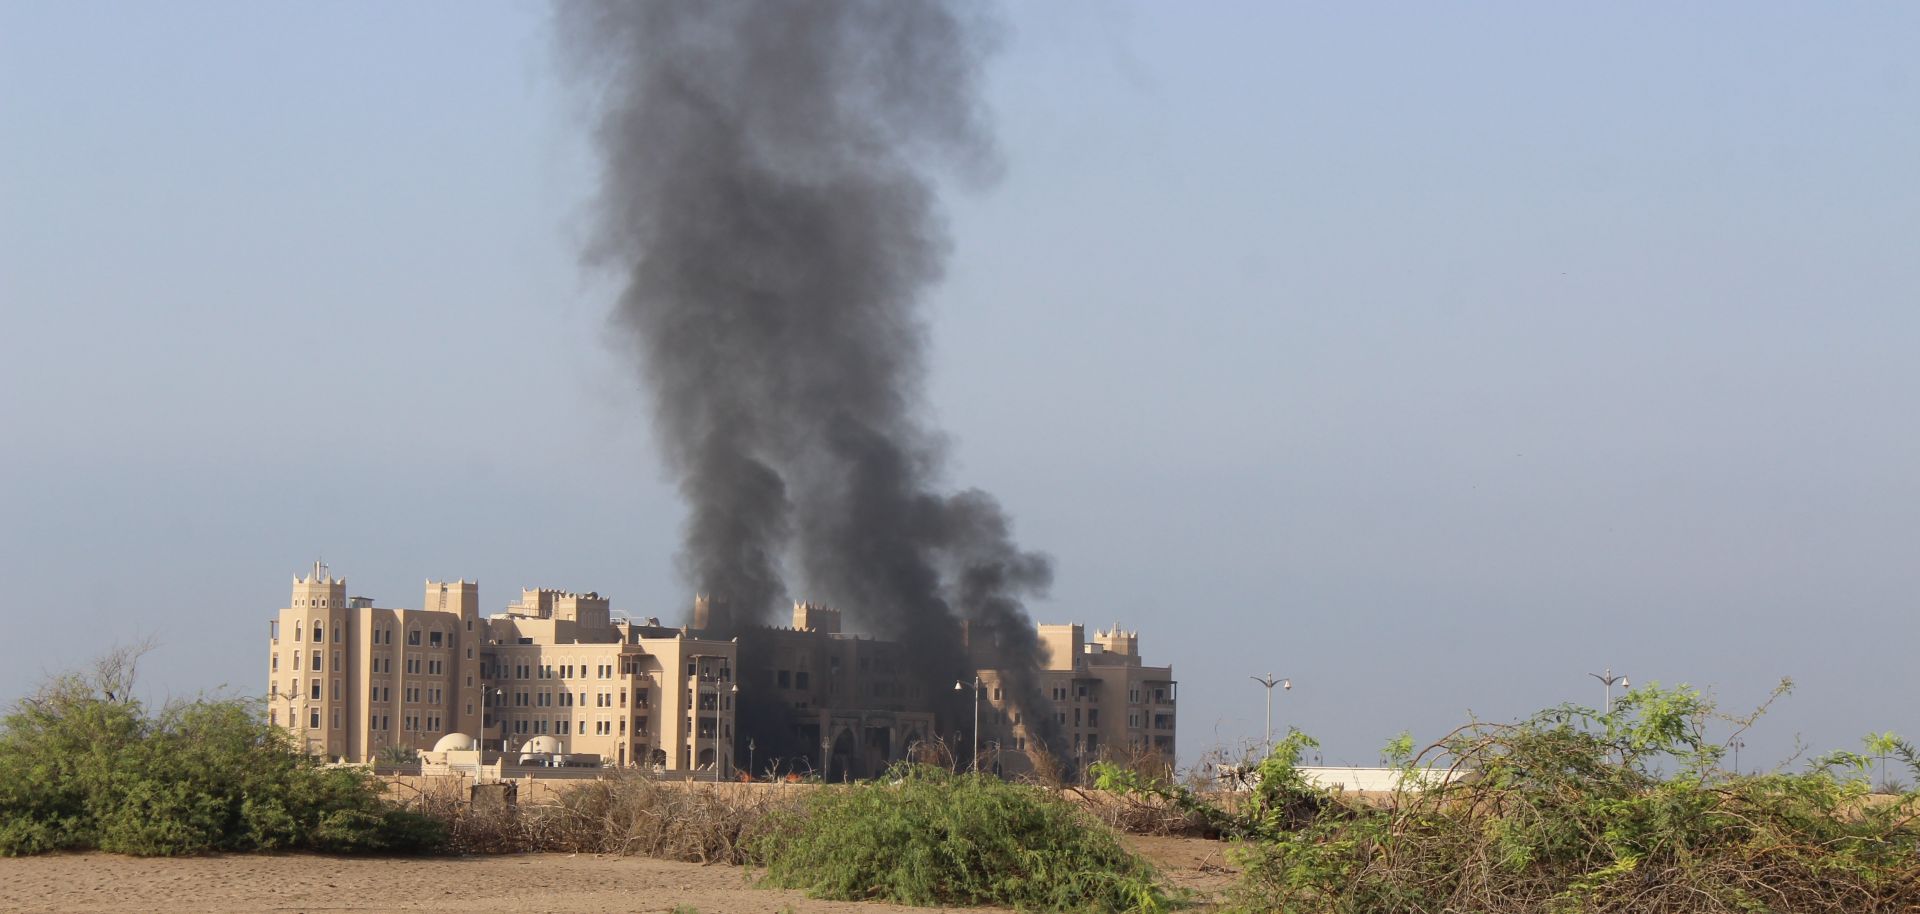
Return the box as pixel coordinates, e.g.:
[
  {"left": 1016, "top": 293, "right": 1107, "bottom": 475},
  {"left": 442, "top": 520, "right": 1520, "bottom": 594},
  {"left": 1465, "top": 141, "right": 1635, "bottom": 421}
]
[
  {"left": 426, "top": 580, "right": 483, "bottom": 750},
  {"left": 287, "top": 560, "right": 348, "bottom": 758}
]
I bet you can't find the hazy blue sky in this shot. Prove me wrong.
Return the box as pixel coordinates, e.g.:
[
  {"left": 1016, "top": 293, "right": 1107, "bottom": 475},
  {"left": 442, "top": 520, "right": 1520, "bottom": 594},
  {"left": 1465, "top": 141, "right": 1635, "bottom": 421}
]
[{"left": 3, "top": 2, "right": 1916, "bottom": 768}]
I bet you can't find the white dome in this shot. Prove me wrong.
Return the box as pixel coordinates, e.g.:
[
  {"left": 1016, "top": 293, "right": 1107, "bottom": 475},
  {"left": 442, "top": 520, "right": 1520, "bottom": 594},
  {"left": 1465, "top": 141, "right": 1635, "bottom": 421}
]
[
  {"left": 432, "top": 732, "right": 476, "bottom": 753},
  {"left": 520, "top": 735, "right": 563, "bottom": 756}
]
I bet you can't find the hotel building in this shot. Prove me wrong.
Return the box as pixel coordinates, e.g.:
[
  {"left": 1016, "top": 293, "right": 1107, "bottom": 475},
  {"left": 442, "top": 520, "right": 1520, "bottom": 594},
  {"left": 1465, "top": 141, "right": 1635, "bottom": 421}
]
[{"left": 266, "top": 563, "right": 1173, "bottom": 777}]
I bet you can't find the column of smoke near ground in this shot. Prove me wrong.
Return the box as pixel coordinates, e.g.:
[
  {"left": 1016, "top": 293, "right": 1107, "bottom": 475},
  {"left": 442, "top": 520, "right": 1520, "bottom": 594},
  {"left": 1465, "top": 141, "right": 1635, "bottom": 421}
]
[{"left": 557, "top": 0, "right": 1067, "bottom": 765}]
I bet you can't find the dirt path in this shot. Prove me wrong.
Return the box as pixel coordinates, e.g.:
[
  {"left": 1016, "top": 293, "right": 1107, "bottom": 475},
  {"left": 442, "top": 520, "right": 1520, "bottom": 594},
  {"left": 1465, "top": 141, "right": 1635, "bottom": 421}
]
[
  {"left": 0, "top": 837, "right": 1235, "bottom": 914},
  {"left": 0, "top": 852, "right": 965, "bottom": 914}
]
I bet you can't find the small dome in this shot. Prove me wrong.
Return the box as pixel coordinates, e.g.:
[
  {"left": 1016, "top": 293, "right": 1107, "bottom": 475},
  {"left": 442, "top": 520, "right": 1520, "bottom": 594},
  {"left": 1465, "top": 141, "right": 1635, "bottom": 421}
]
[
  {"left": 432, "top": 732, "right": 476, "bottom": 753},
  {"left": 520, "top": 735, "right": 563, "bottom": 756}
]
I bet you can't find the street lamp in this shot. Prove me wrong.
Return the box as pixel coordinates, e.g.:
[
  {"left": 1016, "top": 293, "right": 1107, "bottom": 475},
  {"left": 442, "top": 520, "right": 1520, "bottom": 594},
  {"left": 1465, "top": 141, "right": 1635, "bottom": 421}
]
[
  {"left": 954, "top": 676, "right": 982, "bottom": 773},
  {"left": 1250, "top": 674, "right": 1291, "bottom": 747},
  {"left": 1589, "top": 668, "right": 1629, "bottom": 710}
]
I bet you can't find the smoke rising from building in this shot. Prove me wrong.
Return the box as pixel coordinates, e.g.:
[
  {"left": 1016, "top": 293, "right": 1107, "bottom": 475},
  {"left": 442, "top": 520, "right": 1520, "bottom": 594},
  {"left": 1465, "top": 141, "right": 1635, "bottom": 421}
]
[{"left": 557, "top": 0, "right": 1063, "bottom": 758}]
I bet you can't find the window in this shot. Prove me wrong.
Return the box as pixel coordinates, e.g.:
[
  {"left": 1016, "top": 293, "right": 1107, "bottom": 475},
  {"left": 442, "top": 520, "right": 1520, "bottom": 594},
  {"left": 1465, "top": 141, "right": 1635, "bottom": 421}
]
[
  {"left": 408, "top": 629, "right": 421, "bottom": 646},
  {"left": 331, "top": 680, "right": 341, "bottom": 701},
  {"left": 309, "top": 709, "right": 320, "bottom": 729},
  {"left": 331, "top": 708, "right": 341, "bottom": 729},
  {"left": 313, "top": 624, "right": 322, "bottom": 642},
  {"left": 333, "top": 627, "right": 341, "bottom": 643},
  {"left": 635, "top": 688, "right": 650, "bottom": 708},
  {"left": 311, "top": 650, "right": 321, "bottom": 671},
  {"left": 558, "top": 720, "right": 570, "bottom": 735},
  {"left": 270, "top": 709, "right": 277, "bottom": 725},
  {"left": 310, "top": 681, "right": 322, "bottom": 700},
  {"left": 429, "top": 631, "right": 443, "bottom": 648},
  {"left": 795, "top": 672, "right": 810, "bottom": 690},
  {"left": 294, "top": 625, "right": 302, "bottom": 642},
  {"left": 636, "top": 716, "right": 648, "bottom": 734},
  {"left": 1089, "top": 709, "right": 1099, "bottom": 726},
  {"left": 293, "top": 652, "right": 301, "bottom": 671},
  {"left": 777, "top": 670, "right": 791, "bottom": 688}
]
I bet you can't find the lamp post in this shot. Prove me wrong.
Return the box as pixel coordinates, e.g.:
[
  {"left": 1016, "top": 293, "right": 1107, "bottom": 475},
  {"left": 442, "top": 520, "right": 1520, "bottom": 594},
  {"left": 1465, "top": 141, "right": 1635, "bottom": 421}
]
[
  {"left": 1731, "top": 738, "right": 1744, "bottom": 775},
  {"left": 1589, "top": 668, "right": 1629, "bottom": 710},
  {"left": 954, "top": 676, "right": 982, "bottom": 773},
  {"left": 1250, "top": 674, "right": 1291, "bottom": 747},
  {"left": 747, "top": 738, "right": 755, "bottom": 782}
]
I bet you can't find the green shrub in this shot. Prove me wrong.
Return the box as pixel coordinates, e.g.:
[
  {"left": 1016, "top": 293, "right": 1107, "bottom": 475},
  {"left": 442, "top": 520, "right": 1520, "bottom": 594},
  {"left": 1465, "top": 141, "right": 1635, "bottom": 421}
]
[
  {"left": 0, "top": 652, "right": 442, "bottom": 856},
  {"left": 1099, "top": 682, "right": 1920, "bottom": 913},
  {"left": 747, "top": 764, "right": 1169, "bottom": 912}
]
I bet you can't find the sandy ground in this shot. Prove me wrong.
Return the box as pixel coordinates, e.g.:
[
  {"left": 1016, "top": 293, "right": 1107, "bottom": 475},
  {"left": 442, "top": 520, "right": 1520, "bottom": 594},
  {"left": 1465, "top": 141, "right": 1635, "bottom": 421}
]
[{"left": 0, "top": 836, "right": 1233, "bottom": 914}]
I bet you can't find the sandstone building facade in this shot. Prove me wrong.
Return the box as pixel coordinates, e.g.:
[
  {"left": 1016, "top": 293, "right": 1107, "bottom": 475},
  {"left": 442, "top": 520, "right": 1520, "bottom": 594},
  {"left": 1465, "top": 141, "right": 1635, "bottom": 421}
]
[
  {"left": 266, "top": 563, "right": 736, "bottom": 775},
  {"left": 266, "top": 563, "right": 1174, "bottom": 778}
]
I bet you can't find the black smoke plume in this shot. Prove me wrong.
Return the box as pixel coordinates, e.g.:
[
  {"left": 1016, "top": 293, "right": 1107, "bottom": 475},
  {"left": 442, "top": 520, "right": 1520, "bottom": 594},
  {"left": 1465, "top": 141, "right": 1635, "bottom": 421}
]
[{"left": 557, "top": 0, "right": 1064, "bottom": 759}]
